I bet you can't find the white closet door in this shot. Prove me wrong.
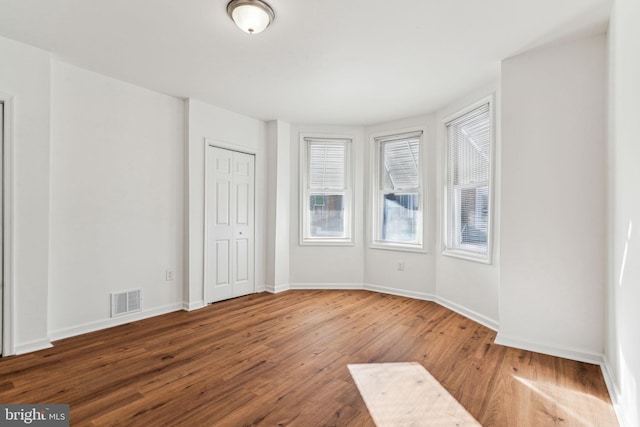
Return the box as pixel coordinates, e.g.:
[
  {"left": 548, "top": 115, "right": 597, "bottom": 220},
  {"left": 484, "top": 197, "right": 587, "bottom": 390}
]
[{"left": 206, "top": 146, "right": 255, "bottom": 303}]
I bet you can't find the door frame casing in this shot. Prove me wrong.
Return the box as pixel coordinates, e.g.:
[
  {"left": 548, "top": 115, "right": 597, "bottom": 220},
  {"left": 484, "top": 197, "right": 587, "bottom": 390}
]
[
  {"left": 203, "top": 138, "right": 257, "bottom": 304},
  {"left": 1, "top": 94, "right": 15, "bottom": 356}
]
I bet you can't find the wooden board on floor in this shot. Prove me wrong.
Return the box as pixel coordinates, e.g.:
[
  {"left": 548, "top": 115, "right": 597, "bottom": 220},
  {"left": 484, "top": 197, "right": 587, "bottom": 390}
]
[{"left": 349, "top": 362, "right": 481, "bottom": 426}]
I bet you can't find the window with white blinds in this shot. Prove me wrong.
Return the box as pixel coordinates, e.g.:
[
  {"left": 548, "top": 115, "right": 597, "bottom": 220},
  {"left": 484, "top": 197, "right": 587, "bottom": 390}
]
[
  {"left": 372, "top": 130, "right": 424, "bottom": 249},
  {"left": 444, "top": 101, "right": 492, "bottom": 261},
  {"left": 301, "top": 136, "right": 353, "bottom": 245},
  {"left": 309, "top": 142, "right": 345, "bottom": 190}
]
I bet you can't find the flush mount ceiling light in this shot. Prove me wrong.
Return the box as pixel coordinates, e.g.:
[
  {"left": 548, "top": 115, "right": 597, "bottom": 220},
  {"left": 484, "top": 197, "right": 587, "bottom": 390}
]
[{"left": 227, "top": 0, "right": 275, "bottom": 35}]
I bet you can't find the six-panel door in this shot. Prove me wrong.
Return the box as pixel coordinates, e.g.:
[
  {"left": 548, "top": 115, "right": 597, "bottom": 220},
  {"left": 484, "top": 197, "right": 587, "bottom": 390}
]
[{"left": 206, "top": 146, "right": 255, "bottom": 303}]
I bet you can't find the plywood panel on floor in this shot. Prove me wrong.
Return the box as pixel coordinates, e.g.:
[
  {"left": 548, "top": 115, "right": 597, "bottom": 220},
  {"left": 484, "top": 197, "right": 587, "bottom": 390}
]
[{"left": 349, "top": 362, "right": 481, "bottom": 426}]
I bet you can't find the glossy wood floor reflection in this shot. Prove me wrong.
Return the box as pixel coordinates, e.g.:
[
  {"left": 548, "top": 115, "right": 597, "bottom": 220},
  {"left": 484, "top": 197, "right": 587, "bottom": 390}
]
[{"left": 0, "top": 290, "right": 618, "bottom": 426}]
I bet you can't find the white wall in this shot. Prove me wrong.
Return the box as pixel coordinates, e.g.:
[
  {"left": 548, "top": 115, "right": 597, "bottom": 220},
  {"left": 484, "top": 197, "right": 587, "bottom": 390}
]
[
  {"left": 0, "top": 36, "right": 51, "bottom": 354},
  {"left": 606, "top": 0, "right": 640, "bottom": 424},
  {"left": 498, "top": 34, "right": 607, "bottom": 362},
  {"left": 265, "top": 120, "right": 291, "bottom": 292},
  {"left": 435, "top": 85, "right": 501, "bottom": 331},
  {"left": 289, "top": 124, "right": 365, "bottom": 287},
  {"left": 48, "top": 60, "right": 185, "bottom": 339},
  {"left": 185, "top": 99, "right": 266, "bottom": 308},
  {"left": 363, "top": 115, "right": 437, "bottom": 300}
]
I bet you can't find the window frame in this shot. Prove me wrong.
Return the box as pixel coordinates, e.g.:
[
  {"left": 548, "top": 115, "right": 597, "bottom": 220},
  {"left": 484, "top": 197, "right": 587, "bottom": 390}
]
[
  {"left": 299, "top": 134, "right": 354, "bottom": 246},
  {"left": 370, "top": 128, "right": 426, "bottom": 253},
  {"left": 442, "top": 96, "right": 495, "bottom": 263}
]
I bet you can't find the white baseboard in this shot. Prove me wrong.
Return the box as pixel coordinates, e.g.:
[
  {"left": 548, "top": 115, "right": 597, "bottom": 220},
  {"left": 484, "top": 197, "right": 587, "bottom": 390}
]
[
  {"left": 49, "top": 303, "right": 184, "bottom": 341},
  {"left": 494, "top": 333, "right": 604, "bottom": 365},
  {"left": 435, "top": 296, "right": 499, "bottom": 331},
  {"left": 265, "top": 283, "right": 290, "bottom": 293},
  {"left": 182, "top": 300, "right": 205, "bottom": 311},
  {"left": 15, "top": 338, "right": 53, "bottom": 355},
  {"left": 290, "top": 282, "right": 364, "bottom": 291},
  {"left": 600, "top": 357, "right": 632, "bottom": 427},
  {"left": 364, "top": 283, "right": 434, "bottom": 301}
]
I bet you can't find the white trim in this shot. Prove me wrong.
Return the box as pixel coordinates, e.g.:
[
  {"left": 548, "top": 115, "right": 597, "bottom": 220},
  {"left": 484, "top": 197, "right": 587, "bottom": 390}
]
[
  {"left": 299, "top": 133, "right": 355, "bottom": 246},
  {"left": 363, "top": 283, "right": 434, "bottom": 301},
  {"left": 15, "top": 339, "right": 52, "bottom": 355},
  {"left": 49, "top": 303, "right": 183, "bottom": 341},
  {"left": 369, "top": 126, "right": 427, "bottom": 253},
  {"left": 1, "top": 94, "right": 15, "bottom": 356},
  {"left": 299, "top": 240, "right": 355, "bottom": 247},
  {"left": 600, "top": 357, "right": 627, "bottom": 427},
  {"left": 290, "top": 282, "right": 364, "bottom": 291},
  {"left": 265, "top": 283, "right": 291, "bottom": 294},
  {"left": 204, "top": 137, "right": 257, "bottom": 156},
  {"left": 202, "top": 140, "right": 211, "bottom": 305},
  {"left": 441, "top": 95, "right": 495, "bottom": 264},
  {"left": 203, "top": 139, "right": 258, "bottom": 305},
  {"left": 369, "top": 243, "right": 427, "bottom": 254},
  {"left": 436, "top": 295, "right": 498, "bottom": 331},
  {"left": 182, "top": 301, "right": 205, "bottom": 311},
  {"left": 493, "top": 333, "right": 604, "bottom": 365},
  {"left": 441, "top": 248, "right": 492, "bottom": 264}
]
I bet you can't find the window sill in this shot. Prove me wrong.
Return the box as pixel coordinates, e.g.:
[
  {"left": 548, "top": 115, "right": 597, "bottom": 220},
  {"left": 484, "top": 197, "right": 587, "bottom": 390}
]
[
  {"left": 369, "top": 242, "right": 426, "bottom": 254},
  {"left": 300, "top": 239, "right": 354, "bottom": 247},
  {"left": 442, "top": 248, "right": 491, "bottom": 264}
]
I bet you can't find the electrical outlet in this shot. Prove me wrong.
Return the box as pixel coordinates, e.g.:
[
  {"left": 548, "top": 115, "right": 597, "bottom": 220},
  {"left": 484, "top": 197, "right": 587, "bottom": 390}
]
[
  {"left": 397, "top": 260, "right": 405, "bottom": 271},
  {"left": 166, "top": 269, "right": 174, "bottom": 281}
]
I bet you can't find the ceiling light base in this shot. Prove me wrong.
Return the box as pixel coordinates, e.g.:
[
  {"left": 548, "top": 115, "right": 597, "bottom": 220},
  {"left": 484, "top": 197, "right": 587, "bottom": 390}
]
[{"left": 227, "top": 0, "right": 275, "bottom": 35}]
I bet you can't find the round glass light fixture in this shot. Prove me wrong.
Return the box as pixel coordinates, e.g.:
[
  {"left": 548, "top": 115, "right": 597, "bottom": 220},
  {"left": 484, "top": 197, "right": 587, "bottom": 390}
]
[{"left": 227, "top": 0, "right": 275, "bottom": 35}]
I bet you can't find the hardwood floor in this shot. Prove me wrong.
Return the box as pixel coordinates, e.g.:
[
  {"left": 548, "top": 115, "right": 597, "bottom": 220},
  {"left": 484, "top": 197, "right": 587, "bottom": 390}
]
[{"left": 0, "top": 290, "right": 618, "bottom": 426}]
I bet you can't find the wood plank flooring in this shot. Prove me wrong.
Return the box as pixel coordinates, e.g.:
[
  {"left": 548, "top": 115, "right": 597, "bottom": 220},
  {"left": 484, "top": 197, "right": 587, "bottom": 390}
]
[{"left": 0, "top": 290, "right": 618, "bottom": 426}]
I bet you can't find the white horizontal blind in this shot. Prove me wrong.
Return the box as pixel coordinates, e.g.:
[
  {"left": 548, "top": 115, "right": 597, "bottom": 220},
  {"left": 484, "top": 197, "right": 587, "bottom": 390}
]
[
  {"left": 374, "top": 131, "right": 423, "bottom": 247},
  {"left": 379, "top": 133, "right": 421, "bottom": 190},
  {"left": 302, "top": 136, "right": 352, "bottom": 244},
  {"left": 446, "top": 103, "right": 491, "bottom": 256},
  {"left": 308, "top": 140, "right": 346, "bottom": 190}
]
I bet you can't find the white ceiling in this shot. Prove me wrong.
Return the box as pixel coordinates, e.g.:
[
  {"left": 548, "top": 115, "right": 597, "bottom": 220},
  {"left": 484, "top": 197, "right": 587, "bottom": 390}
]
[{"left": 0, "top": 0, "right": 611, "bottom": 125}]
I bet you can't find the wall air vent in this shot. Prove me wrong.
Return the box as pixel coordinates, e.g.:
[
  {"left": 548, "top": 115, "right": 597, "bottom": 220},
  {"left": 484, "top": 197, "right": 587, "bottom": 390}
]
[{"left": 111, "top": 289, "right": 142, "bottom": 317}]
